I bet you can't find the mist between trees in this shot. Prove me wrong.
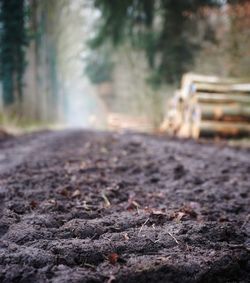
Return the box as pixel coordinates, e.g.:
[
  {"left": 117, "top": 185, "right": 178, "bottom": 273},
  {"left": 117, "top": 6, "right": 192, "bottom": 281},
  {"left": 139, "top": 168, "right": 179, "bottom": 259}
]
[{"left": 0, "top": 0, "right": 249, "bottom": 130}]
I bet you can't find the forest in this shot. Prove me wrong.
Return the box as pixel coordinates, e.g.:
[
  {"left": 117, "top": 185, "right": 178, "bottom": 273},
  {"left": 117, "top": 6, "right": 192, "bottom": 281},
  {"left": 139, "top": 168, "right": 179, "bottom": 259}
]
[{"left": 0, "top": 0, "right": 249, "bottom": 130}]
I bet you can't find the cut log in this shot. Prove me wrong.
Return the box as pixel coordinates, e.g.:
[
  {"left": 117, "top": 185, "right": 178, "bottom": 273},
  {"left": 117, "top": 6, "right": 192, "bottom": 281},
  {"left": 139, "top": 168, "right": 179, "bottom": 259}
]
[
  {"left": 182, "top": 73, "right": 249, "bottom": 85},
  {"left": 194, "top": 82, "right": 250, "bottom": 93},
  {"left": 180, "top": 73, "right": 250, "bottom": 99},
  {"left": 194, "top": 93, "right": 250, "bottom": 104},
  {"left": 163, "top": 94, "right": 186, "bottom": 134},
  {"left": 166, "top": 73, "right": 250, "bottom": 139},
  {"left": 176, "top": 104, "right": 192, "bottom": 138},
  {"left": 167, "top": 109, "right": 183, "bottom": 134},
  {"left": 192, "top": 103, "right": 250, "bottom": 122},
  {"left": 192, "top": 121, "right": 250, "bottom": 138},
  {"left": 177, "top": 122, "right": 192, "bottom": 138}
]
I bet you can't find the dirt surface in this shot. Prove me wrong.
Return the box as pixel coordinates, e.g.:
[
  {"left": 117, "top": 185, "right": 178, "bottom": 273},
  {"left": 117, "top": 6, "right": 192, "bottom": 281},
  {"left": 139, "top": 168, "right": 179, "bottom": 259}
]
[{"left": 0, "top": 129, "right": 249, "bottom": 283}]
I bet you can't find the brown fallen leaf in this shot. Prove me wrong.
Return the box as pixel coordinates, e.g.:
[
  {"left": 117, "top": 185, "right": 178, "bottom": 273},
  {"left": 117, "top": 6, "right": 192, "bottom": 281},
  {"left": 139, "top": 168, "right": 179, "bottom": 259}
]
[
  {"left": 150, "top": 209, "right": 165, "bottom": 216},
  {"left": 171, "top": 204, "right": 198, "bottom": 222},
  {"left": 175, "top": 212, "right": 186, "bottom": 222},
  {"left": 59, "top": 188, "right": 69, "bottom": 197},
  {"left": 123, "top": 233, "right": 130, "bottom": 241},
  {"left": 180, "top": 205, "right": 198, "bottom": 218},
  {"left": 48, "top": 199, "right": 57, "bottom": 205},
  {"left": 30, "top": 200, "right": 38, "bottom": 209},
  {"left": 149, "top": 209, "right": 166, "bottom": 225},
  {"left": 108, "top": 253, "right": 119, "bottom": 265},
  {"left": 126, "top": 199, "right": 140, "bottom": 211},
  {"left": 72, "top": 189, "right": 81, "bottom": 198}
]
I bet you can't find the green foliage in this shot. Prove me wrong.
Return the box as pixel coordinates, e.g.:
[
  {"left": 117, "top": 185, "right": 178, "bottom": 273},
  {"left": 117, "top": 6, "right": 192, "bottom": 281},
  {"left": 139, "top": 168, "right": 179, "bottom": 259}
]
[
  {"left": 90, "top": 0, "right": 227, "bottom": 84},
  {"left": 84, "top": 47, "right": 114, "bottom": 85},
  {"left": 0, "top": 0, "right": 28, "bottom": 106}
]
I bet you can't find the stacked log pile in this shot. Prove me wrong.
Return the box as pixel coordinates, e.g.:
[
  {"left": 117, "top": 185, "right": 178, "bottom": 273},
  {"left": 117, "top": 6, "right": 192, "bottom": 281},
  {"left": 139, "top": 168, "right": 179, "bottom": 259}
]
[{"left": 163, "top": 73, "right": 250, "bottom": 138}]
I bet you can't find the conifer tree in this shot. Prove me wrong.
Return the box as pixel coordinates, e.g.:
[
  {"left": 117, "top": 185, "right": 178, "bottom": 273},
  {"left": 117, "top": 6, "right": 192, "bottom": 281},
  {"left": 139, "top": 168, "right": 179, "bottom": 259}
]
[{"left": 90, "top": 0, "right": 243, "bottom": 84}]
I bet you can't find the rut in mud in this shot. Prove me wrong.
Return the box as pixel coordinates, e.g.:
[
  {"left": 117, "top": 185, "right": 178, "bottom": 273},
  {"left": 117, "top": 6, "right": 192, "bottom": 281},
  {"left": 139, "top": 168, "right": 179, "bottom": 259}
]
[{"left": 0, "top": 130, "right": 249, "bottom": 283}]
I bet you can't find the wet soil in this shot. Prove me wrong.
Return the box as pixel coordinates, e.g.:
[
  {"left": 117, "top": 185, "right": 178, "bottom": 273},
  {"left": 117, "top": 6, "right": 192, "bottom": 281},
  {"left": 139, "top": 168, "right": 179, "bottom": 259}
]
[{"left": 0, "top": 130, "right": 249, "bottom": 283}]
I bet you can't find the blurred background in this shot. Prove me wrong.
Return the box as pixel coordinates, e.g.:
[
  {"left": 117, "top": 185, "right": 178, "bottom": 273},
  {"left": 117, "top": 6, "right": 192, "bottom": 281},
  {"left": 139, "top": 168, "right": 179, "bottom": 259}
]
[{"left": 0, "top": 0, "right": 249, "bottom": 141}]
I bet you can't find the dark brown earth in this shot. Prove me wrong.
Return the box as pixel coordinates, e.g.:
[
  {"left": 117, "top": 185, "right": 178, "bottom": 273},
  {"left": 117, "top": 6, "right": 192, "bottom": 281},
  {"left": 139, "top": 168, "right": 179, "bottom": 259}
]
[{"left": 0, "top": 130, "right": 249, "bottom": 283}]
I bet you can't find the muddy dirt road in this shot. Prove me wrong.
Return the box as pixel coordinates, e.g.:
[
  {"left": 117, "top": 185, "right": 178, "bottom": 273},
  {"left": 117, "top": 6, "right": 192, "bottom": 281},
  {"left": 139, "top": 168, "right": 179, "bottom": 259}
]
[{"left": 0, "top": 130, "right": 249, "bottom": 283}]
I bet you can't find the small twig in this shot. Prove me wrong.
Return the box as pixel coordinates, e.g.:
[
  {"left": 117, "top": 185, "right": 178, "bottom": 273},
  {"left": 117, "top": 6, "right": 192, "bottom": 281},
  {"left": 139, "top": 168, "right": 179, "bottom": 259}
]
[
  {"left": 228, "top": 244, "right": 244, "bottom": 248},
  {"left": 101, "top": 191, "right": 111, "bottom": 207},
  {"left": 147, "top": 237, "right": 160, "bottom": 243},
  {"left": 138, "top": 218, "right": 149, "bottom": 235},
  {"left": 132, "top": 200, "right": 140, "bottom": 215},
  {"left": 107, "top": 275, "right": 116, "bottom": 283},
  {"left": 168, "top": 232, "right": 179, "bottom": 245},
  {"left": 147, "top": 237, "right": 155, "bottom": 243},
  {"left": 83, "top": 263, "right": 96, "bottom": 269},
  {"left": 90, "top": 233, "right": 97, "bottom": 240}
]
